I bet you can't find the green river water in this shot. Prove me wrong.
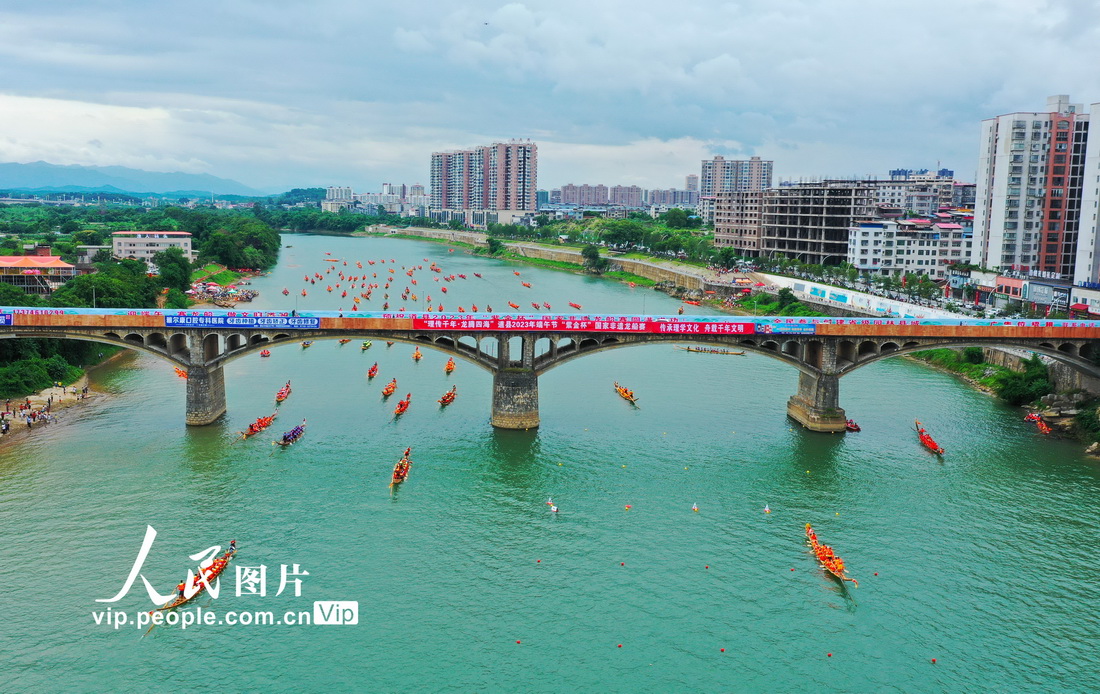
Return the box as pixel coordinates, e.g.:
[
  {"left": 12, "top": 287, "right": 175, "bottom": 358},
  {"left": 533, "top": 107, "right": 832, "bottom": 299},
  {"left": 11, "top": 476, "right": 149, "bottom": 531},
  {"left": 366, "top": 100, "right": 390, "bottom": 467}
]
[{"left": 1, "top": 233, "right": 1098, "bottom": 692}]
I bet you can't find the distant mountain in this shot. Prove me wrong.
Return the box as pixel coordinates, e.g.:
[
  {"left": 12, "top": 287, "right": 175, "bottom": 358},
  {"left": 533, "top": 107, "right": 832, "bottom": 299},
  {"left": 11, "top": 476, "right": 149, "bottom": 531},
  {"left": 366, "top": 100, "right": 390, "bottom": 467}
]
[{"left": 0, "top": 161, "right": 264, "bottom": 197}]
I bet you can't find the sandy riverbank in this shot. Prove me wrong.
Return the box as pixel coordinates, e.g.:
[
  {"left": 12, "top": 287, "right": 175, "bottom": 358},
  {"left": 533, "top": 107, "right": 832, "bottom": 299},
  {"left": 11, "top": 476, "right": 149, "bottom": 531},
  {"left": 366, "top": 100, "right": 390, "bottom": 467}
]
[{"left": 0, "top": 350, "right": 128, "bottom": 445}]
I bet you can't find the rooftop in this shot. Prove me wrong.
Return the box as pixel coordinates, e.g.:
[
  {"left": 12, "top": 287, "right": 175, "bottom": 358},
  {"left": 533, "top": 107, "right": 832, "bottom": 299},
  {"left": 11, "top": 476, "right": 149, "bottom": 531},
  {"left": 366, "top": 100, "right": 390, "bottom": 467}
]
[{"left": 0, "top": 255, "right": 74, "bottom": 269}]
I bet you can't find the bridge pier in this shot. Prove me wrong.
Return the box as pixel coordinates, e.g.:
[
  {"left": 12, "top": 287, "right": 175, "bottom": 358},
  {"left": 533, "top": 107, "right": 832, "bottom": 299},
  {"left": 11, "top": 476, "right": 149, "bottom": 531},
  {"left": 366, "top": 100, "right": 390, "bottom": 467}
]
[
  {"left": 787, "top": 371, "right": 846, "bottom": 433},
  {"left": 185, "top": 364, "right": 227, "bottom": 426},
  {"left": 491, "top": 369, "right": 540, "bottom": 429}
]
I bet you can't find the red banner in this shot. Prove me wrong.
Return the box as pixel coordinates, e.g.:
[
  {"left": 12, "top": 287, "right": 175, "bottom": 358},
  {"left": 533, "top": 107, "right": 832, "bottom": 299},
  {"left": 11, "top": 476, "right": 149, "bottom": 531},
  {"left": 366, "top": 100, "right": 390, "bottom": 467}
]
[{"left": 411, "top": 317, "right": 754, "bottom": 335}]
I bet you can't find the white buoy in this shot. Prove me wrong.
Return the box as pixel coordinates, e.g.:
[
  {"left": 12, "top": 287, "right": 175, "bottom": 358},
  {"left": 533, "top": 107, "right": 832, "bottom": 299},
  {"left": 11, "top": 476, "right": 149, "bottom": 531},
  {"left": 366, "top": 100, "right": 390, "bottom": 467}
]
[
  {"left": 692, "top": 503, "right": 699, "bottom": 512},
  {"left": 550, "top": 505, "right": 558, "bottom": 513},
  {"left": 764, "top": 504, "right": 771, "bottom": 514}
]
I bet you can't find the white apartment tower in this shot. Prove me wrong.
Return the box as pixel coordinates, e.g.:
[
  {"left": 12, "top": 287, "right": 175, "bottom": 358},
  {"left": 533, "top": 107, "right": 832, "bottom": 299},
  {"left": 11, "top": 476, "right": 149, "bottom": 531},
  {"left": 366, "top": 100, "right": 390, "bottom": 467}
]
[{"left": 975, "top": 95, "right": 1094, "bottom": 279}]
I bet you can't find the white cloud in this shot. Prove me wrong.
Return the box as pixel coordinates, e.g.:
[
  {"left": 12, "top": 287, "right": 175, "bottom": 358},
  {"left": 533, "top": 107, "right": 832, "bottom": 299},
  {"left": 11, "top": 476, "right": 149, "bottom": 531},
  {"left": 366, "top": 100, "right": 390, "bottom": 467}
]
[{"left": 0, "top": 0, "right": 1098, "bottom": 190}]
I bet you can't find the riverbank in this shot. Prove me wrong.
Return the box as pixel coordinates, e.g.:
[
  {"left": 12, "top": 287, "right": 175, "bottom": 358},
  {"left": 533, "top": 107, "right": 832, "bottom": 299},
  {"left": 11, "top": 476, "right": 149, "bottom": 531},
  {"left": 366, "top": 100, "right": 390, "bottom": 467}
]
[
  {"left": 0, "top": 349, "right": 126, "bottom": 446},
  {"left": 364, "top": 226, "right": 747, "bottom": 301}
]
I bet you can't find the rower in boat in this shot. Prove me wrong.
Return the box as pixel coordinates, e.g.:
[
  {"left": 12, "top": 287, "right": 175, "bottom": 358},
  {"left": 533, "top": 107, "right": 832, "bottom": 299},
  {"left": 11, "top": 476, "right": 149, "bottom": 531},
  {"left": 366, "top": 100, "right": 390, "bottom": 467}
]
[
  {"left": 805, "top": 523, "right": 858, "bottom": 588},
  {"left": 361, "top": 340, "right": 372, "bottom": 350},
  {"left": 367, "top": 363, "right": 379, "bottom": 379},
  {"left": 260, "top": 349, "right": 271, "bottom": 357},
  {"left": 301, "top": 341, "right": 313, "bottom": 348},
  {"left": 275, "top": 381, "right": 292, "bottom": 404},
  {"left": 412, "top": 348, "right": 422, "bottom": 361},
  {"left": 338, "top": 339, "right": 351, "bottom": 345},
  {"left": 394, "top": 393, "right": 412, "bottom": 416},
  {"left": 613, "top": 382, "right": 638, "bottom": 403},
  {"left": 915, "top": 420, "right": 945, "bottom": 455},
  {"left": 382, "top": 378, "right": 397, "bottom": 397},
  {"left": 276, "top": 420, "right": 307, "bottom": 446},
  {"left": 387, "top": 341, "right": 395, "bottom": 347},
  {"left": 438, "top": 385, "right": 457, "bottom": 406},
  {"left": 444, "top": 357, "right": 455, "bottom": 374}
]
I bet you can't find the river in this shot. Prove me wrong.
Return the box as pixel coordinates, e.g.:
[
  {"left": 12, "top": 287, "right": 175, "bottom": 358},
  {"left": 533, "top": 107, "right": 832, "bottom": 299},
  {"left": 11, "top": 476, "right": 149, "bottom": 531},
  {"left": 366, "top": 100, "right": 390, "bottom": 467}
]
[{"left": 2, "top": 232, "right": 1098, "bottom": 692}]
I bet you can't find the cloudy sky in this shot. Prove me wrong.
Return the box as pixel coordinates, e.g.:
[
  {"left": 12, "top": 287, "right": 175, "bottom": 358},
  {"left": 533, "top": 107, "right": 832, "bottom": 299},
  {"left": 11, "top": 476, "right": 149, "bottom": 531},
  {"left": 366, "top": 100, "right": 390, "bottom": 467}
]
[{"left": 1, "top": 0, "right": 1099, "bottom": 193}]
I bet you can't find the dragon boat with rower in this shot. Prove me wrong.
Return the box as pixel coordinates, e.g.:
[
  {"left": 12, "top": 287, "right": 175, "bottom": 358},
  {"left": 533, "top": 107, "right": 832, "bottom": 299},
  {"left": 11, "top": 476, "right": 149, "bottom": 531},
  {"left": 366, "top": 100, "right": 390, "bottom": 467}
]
[
  {"left": 390, "top": 448, "right": 412, "bottom": 487},
  {"left": 394, "top": 393, "right": 412, "bottom": 416},
  {"left": 239, "top": 413, "right": 277, "bottom": 440},
  {"left": 805, "top": 524, "right": 858, "bottom": 588},
  {"left": 915, "top": 419, "right": 945, "bottom": 455},
  {"left": 275, "top": 420, "right": 306, "bottom": 446},
  {"left": 676, "top": 346, "right": 746, "bottom": 356},
  {"left": 438, "top": 385, "right": 457, "bottom": 407},
  {"left": 614, "top": 382, "right": 638, "bottom": 404},
  {"left": 274, "top": 381, "right": 292, "bottom": 404},
  {"left": 153, "top": 545, "right": 237, "bottom": 613}
]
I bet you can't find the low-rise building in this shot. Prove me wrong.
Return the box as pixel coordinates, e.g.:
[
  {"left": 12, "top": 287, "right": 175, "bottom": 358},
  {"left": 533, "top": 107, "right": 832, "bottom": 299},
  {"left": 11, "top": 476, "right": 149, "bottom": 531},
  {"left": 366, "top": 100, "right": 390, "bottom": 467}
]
[
  {"left": 111, "top": 231, "right": 196, "bottom": 264},
  {"left": 846, "top": 218, "right": 973, "bottom": 279},
  {"left": 0, "top": 250, "right": 76, "bottom": 295}
]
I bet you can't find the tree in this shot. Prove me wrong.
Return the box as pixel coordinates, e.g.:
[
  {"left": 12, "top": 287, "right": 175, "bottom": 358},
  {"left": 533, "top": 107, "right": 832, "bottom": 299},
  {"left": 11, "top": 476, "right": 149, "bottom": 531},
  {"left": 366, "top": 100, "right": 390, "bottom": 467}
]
[
  {"left": 486, "top": 237, "right": 504, "bottom": 255},
  {"left": 662, "top": 208, "right": 689, "bottom": 229},
  {"left": 777, "top": 287, "right": 798, "bottom": 309},
  {"left": 447, "top": 219, "right": 464, "bottom": 230},
  {"left": 152, "top": 246, "right": 192, "bottom": 292},
  {"left": 0, "top": 283, "right": 40, "bottom": 307},
  {"left": 581, "top": 244, "right": 609, "bottom": 273}
]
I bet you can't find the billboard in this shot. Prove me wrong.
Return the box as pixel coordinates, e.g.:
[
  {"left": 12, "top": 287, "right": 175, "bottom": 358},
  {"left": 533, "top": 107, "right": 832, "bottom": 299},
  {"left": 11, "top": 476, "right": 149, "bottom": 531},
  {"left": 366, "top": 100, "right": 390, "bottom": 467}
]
[
  {"left": 410, "top": 317, "right": 754, "bottom": 335},
  {"left": 164, "top": 315, "right": 321, "bottom": 329}
]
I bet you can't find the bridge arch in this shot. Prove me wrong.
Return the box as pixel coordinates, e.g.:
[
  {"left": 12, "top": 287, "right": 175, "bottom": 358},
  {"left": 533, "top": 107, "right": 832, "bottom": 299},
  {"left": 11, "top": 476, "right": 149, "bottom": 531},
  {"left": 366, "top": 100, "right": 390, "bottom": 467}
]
[
  {"left": 212, "top": 330, "right": 501, "bottom": 372},
  {"left": 533, "top": 334, "right": 811, "bottom": 376},
  {"left": 0, "top": 331, "right": 185, "bottom": 368},
  {"left": 835, "top": 340, "right": 1100, "bottom": 381}
]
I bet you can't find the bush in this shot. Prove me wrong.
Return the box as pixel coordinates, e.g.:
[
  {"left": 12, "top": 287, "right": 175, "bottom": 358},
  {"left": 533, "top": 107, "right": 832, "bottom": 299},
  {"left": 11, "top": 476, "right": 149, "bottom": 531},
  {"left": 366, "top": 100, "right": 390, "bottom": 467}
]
[
  {"left": 962, "top": 347, "right": 984, "bottom": 364},
  {"left": 44, "top": 354, "right": 70, "bottom": 381},
  {"left": 993, "top": 356, "right": 1052, "bottom": 406}
]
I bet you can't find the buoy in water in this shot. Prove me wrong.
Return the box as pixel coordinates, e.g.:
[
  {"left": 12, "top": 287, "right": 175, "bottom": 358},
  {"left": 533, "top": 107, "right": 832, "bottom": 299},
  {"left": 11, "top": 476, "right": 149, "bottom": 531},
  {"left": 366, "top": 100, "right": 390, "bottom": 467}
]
[
  {"left": 764, "top": 505, "right": 771, "bottom": 513},
  {"left": 692, "top": 503, "right": 698, "bottom": 512}
]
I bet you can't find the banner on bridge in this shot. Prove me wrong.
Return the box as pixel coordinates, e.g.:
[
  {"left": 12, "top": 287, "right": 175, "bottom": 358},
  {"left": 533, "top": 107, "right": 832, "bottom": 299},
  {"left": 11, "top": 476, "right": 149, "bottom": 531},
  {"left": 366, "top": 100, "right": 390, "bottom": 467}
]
[
  {"left": 410, "top": 317, "right": 754, "bottom": 335},
  {"left": 0, "top": 313, "right": 11, "bottom": 326},
  {"left": 164, "top": 315, "right": 321, "bottom": 329},
  {"left": 755, "top": 322, "right": 817, "bottom": 335}
]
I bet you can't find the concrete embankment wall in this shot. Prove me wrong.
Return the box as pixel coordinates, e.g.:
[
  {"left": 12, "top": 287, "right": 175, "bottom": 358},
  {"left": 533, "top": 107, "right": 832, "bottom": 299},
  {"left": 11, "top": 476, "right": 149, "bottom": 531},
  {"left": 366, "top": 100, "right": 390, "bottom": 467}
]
[
  {"left": 981, "top": 347, "right": 1100, "bottom": 395},
  {"left": 388, "top": 227, "right": 719, "bottom": 292}
]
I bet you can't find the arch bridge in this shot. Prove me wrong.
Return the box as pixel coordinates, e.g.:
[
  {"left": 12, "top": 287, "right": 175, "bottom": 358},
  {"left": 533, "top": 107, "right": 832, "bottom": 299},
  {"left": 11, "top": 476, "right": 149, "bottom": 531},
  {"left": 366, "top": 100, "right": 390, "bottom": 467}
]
[{"left": 3, "top": 309, "right": 1099, "bottom": 431}]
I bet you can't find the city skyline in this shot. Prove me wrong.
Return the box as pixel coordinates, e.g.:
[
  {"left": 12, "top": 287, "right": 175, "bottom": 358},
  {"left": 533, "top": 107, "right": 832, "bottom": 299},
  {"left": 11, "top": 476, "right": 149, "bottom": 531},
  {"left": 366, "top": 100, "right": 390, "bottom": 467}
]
[{"left": 2, "top": 2, "right": 1099, "bottom": 192}]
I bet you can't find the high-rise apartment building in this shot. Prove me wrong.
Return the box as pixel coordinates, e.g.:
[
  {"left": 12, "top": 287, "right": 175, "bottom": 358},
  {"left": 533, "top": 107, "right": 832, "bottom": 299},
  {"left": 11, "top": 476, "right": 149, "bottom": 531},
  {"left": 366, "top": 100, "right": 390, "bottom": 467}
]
[
  {"left": 430, "top": 140, "right": 538, "bottom": 213},
  {"left": 560, "top": 183, "right": 609, "bottom": 206},
  {"left": 975, "top": 95, "right": 1094, "bottom": 279},
  {"left": 685, "top": 174, "right": 699, "bottom": 192},
  {"left": 609, "top": 185, "right": 644, "bottom": 208},
  {"left": 713, "top": 191, "right": 764, "bottom": 255},
  {"left": 325, "top": 186, "right": 354, "bottom": 201},
  {"left": 699, "top": 156, "right": 772, "bottom": 196},
  {"left": 699, "top": 156, "right": 772, "bottom": 225},
  {"left": 647, "top": 188, "right": 698, "bottom": 206}
]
